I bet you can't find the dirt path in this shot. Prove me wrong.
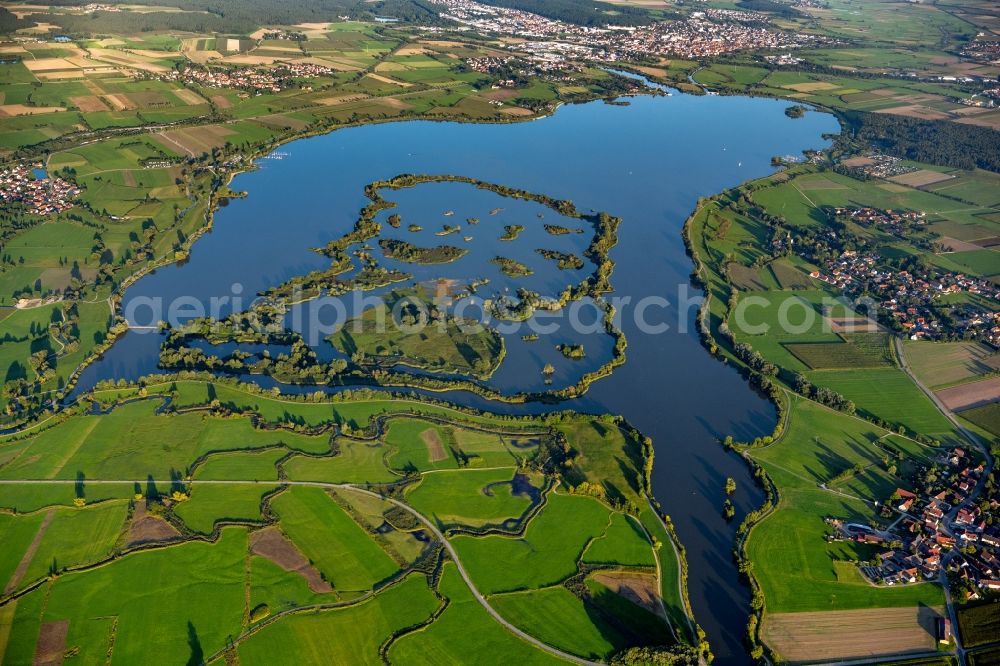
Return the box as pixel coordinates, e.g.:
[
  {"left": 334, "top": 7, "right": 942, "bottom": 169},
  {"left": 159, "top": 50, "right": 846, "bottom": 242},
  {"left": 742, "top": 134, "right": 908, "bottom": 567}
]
[{"left": 4, "top": 510, "right": 55, "bottom": 595}]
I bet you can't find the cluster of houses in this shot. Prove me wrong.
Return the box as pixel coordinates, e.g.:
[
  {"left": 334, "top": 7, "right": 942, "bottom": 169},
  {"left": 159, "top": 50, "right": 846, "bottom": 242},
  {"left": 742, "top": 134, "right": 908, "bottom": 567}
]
[
  {"left": 429, "top": 0, "right": 830, "bottom": 64},
  {"left": 0, "top": 164, "right": 78, "bottom": 216},
  {"left": 166, "top": 62, "right": 335, "bottom": 94},
  {"left": 839, "top": 154, "right": 919, "bottom": 180},
  {"left": 808, "top": 246, "right": 1000, "bottom": 343},
  {"left": 82, "top": 3, "right": 120, "bottom": 12},
  {"left": 260, "top": 30, "right": 306, "bottom": 42},
  {"left": 840, "top": 448, "right": 1000, "bottom": 597},
  {"left": 962, "top": 37, "right": 1000, "bottom": 63},
  {"left": 835, "top": 206, "right": 926, "bottom": 236},
  {"left": 702, "top": 8, "right": 771, "bottom": 24}
]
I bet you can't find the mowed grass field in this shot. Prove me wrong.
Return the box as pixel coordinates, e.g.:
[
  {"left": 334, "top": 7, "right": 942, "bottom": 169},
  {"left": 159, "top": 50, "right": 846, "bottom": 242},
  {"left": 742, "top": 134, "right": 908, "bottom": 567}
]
[
  {"left": 0, "top": 399, "right": 329, "bottom": 481},
  {"left": 490, "top": 585, "right": 630, "bottom": 660},
  {"left": 0, "top": 382, "right": 684, "bottom": 663},
  {"left": 173, "top": 483, "right": 278, "bottom": 534},
  {"left": 387, "top": 563, "right": 565, "bottom": 665},
  {"left": 806, "top": 367, "right": 961, "bottom": 444},
  {"left": 748, "top": 398, "right": 945, "bottom": 615},
  {"left": 238, "top": 573, "right": 440, "bottom": 665},
  {"left": 3, "top": 527, "right": 248, "bottom": 665},
  {"left": 404, "top": 467, "right": 539, "bottom": 528},
  {"left": 270, "top": 486, "right": 399, "bottom": 593},
  {"left": 451, "top": 493, "right": 648, "bottom": 595}
]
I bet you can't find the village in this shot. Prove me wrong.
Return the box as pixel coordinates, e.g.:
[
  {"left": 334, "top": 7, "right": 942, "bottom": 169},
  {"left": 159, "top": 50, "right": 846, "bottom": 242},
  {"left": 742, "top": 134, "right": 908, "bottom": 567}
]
[
  {"left": 763, "top": 196, "right": 1000, "bottom": 346},
  {"left": 166, "top": 61, "right": 336, "bottom": 93},
  {"left": 806, "top": 241, "right": 1000, "bottom": 346},
  {"left": 833, "top": 446, "right": 1000, "bottom": 603},
  {"left": 0, "top": 164, "right": 79, "bottom": 216},
  {"left": 429, "top": 0, "right": 832, "bottom": 64}
]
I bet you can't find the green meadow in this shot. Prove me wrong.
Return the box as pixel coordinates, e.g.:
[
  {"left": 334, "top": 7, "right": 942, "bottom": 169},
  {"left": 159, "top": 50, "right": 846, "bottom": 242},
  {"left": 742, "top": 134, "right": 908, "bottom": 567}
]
[{"left": 747, "top": 398, "right": 945, "bottom": 613}]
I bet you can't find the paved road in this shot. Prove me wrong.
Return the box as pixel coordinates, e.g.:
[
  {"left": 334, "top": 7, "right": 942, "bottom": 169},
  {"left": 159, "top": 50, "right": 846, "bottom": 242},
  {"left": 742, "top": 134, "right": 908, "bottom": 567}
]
[{"left": 0, "top": 478, "right": 599, "bottom": 666}]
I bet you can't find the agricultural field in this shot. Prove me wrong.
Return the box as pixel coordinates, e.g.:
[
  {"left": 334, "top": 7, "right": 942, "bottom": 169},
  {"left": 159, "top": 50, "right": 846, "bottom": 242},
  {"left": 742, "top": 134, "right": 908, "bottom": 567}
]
[
  {"left": 806, "top": 368, "right": 961, "bottom": 444},
  {"left": 747, "top": 397, "right": 945, "bottom": 656},
  {"left": 0, "top": 384, "right": 687, "bottom": 663},
  {"left": 761, "top": 606, "right": 943, "bottom": 663},
  {"left": 903, "top": 340, "right": 1000, "bottom": 390},
  {"left": 959, "top": 402, "right": 1000, "bottom": 440},
  {"left": 956, "top": 601, "right": 1000, "bottom": 649}
]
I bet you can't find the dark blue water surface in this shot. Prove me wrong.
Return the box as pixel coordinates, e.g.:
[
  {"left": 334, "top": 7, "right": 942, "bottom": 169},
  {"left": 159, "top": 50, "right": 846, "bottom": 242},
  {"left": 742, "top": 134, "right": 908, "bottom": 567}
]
[{"left": 75, "top": 89, "right": 838, "bottom": 663}]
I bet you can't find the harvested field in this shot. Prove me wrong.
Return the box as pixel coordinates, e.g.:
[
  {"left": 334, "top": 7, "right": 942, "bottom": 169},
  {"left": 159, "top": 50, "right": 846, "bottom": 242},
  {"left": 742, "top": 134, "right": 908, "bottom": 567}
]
[
  {"left": 762, "top": 606, "right": 941, "bottom": 663},
  {"left": 222, "top": 55, "right": 284, "bottom": 65},
  {"left": 33, "top": 620, "right": 69, "bottom": 666},
  {"left": 88, "top": 49, "right": 168, "bottom": 73},
  {"left": 499, "top": 106, "right": 533, "bottom": 116},
  {"left": 825, "top": 317, "right": 883, "bottom": 334},
  {"left": 784, "top": 81, "right": 839, "bottom": 92},
  {"left": 0, "top": 105, "right": 65, "bottom": 116},
  {"left": 482, "top": 88, "right": 522, "bottom": 101},
  {"left": 126, "top": 500, "right": 182, "bottom": 546},
  {"left": 315, "top": 93, "right": 369, "bottom": 106},
  {"left": 590, "top": 572, "right": 660, "bottom": 615},
  {"left": 250, "top": 526, "right": 332, "bottom": 594},
  {"left": 102, "top": 94, "right": 134, "bottom": 111},
  {"left": 374, "top": 97, "right": 412, "bottom": 110},
  {"left": 367, "top": 72, "right": 412, "bottom": 88},
  {"left": 939, "top": 236, "right": 986, "bottom": 252},
  {"left": 69, "top": 95, "right": 110, "bottom": 112},
  {"left": 877, "top": 105, "right": 951, "bottom": 121},
  {"left": 186, "top": 50, "right": 223, "bottom": 64},
  {"left": 957, "top": 111, "right": 1000, "bottom": 130},
  {"left": 254, "top": 114, "right": 309, "bottom": 131},
  {"left": 904, "top": 340, "right": 1000, "bottom": 389},
  {"left": 727, "top": 263, "right": 767, "bottom": 291},
  {"left": 171, "top": 88, "right": 206, "bottom": 105},
  {"left": 156, "top": 125, "right": 234, "bottom": 156},
  {"left": 888, "top": 169, "right": 955, "bottom": 187},
  {"left": 421, "top": 427, "right": 447, "bottom": 463},
  {"left": 841, "top": 156, "right": 875, "bottom": 168},
  {"left": 22, "top": 58, "right": 77, "bottom": 72},
  {"left": 4, "top": 509, "right": 53, "bottom": 595},
  {"left": 209, "top": 94, "right": 232, "bottom": 109},
  {"left": 937, "top": 376, "right": 1000, "bottom": 411}
]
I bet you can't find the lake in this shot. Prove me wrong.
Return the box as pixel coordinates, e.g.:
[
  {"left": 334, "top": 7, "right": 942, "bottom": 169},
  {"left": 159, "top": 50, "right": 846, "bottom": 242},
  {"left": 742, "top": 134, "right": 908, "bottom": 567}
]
[{"left": 75, "top": 86, "right": 838, "bottom": 663}]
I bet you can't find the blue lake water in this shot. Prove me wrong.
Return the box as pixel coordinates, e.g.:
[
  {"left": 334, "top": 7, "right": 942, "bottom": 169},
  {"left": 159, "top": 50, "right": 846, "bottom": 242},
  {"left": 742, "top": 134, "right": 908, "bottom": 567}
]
[{"left": 75, "top": 88, "right": 838, "bottom": 662}]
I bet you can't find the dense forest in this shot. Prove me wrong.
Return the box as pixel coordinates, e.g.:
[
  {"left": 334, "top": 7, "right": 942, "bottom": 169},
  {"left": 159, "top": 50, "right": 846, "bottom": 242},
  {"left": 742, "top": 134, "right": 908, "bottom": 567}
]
[
  {"left": 23, "top": 0, "right": 443, "bottom": 34},
  {"left": 843, "top": 110, "right": 1000, "bottom": 173},
  {"left": 477, "top": 0, "right": 657, "bottom": 26},
  {"left": 735, "top": 0, "right": 800, "bottom": 18},
  {"left": 0, "top": 8, "right": 32, "bottom": 33}
]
